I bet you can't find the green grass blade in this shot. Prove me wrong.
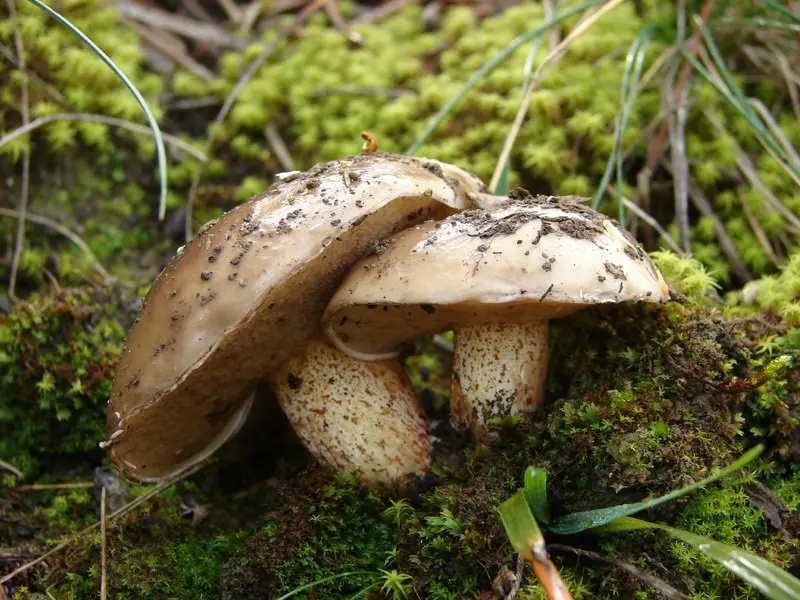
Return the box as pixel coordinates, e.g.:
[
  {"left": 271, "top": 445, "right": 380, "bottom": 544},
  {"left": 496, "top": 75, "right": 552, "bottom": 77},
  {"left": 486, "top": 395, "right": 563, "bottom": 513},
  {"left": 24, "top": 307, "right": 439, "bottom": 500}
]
[
  {"left": 764, "top": 1, "right": 800, "bottom": 24},
  {"left": 595, "top": 517, "right": 800, "bottom": 600},
  {"left": 276, "top": 571, "right": 375, "bottom": 600},
  {"left": 407, "top": 0, "right": 604, "bottom": 156},
  {"left": 498, "top": 489, "right": 543, "bottom": 562},
  {"left": 683, "top": 51, "right": 800, "bottom": 184},
  {"left": 492, "top": 26, "right": 545, "bottom": 194},
  {"left": 523, "top": 467, "right": 551, "bottom": 525},
  {"left": 592, "top": 25, "right": 654, "bottom": 218},
  {"left": 547, "top": 445, "right": 763, "bottom": 535},
  {"left": 691, "top": 18, "right": 800, "bottom": 183},
  {"left": 27, "top": 0, "right": 169, "bottom": 221}
]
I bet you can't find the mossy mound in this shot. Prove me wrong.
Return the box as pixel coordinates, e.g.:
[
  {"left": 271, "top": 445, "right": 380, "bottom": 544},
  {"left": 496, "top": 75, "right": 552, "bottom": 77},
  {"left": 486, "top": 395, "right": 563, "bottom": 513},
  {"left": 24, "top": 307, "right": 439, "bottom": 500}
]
[
  {"left": 0, "top": 287, "right": 131, "bottom": 482},
  {"left": 3, "top": 291, "right": 798, "bottom": 599}
]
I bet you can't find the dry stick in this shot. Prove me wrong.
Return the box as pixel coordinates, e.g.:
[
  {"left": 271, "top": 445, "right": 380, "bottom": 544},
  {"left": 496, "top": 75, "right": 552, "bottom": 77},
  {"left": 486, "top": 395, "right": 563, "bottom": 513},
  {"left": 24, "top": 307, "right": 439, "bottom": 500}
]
[
  {"left": 702, "top": 109, "right": 800, "bottom": 233},
  {"left": 0, "top": 208, "right": 111, "bottom": 283},
  {"left": 747, "top": 97, "right": 800, "bottom": 180},
  {"left": 542, "top": 0, "right": 560, "bottom": 51},
  {"left": 116, "top": 0, "right": 245, "bottom": 48},
  {"left": 324, "top": 0, "right": 363, "bottom": 44},
  {"left": 775, "top": 53, "right": 800, "bottom": 118},
  {"left": 643, "top": 0, "right": 715, "bottom": 173},
  {"left": 668, "top": 72, "right": 691, "bottom": 252},
  {"left": 125, "top": 19, "right": 215, "bottom": 82},
  {"left": 548, "top": 545, "right": 689, "bottom": 600},
  {"left": 6, "top": 0, "right": 30, "bottom": 302},
  {"left": 687, "top": 184, "right": 753, "bottom": 281},
  {"left": 351, "top": 0, "right": 419, "bottom": 26},
  {"left": 218, "top": 0, "right": 243, "bottom": 24},
  {"left": 0, "top": 113, "right": 207, "bottom": 162},
  {"left": 100, "top": 487, "right": 108, "bottom": 600},
  {"left": 183, "top": 0, "right": 329, "bottom": 242},
  {"left": 0, "top": 43, "right": 65, "bottom": 104},
  {"left": 661, "top": 157, "right": 751, "bottom": 279},
  {"left": 12, "top": 482, "right": 94, "bottom": 492},
  {"left": 265, "top": 123, "right": 296, "bottom": 171},
  {"left": 0, "top": 462, "right": 206, "bottom": 586},
  {"left": 489, "top": 0, "right": 627, "bottom": 191},
  {"left": 0, "top": 459, "right": 23, "bottom": 479},
  {"left": 610, "top": 190, "right": 685, "bottom": 256},
  {"left": 529, "top": 541, "right": 574, "bottom": 600}
]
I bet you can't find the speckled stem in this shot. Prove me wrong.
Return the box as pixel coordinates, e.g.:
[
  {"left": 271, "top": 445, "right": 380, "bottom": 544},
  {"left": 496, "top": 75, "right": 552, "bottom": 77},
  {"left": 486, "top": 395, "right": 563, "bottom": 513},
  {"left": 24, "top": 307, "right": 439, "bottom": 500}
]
[
  {"left": 449, "top": 320, "right": 549, "bottom": 437},
  {"left": 268, "top": 339, "right": 432, "bottom": 487}
]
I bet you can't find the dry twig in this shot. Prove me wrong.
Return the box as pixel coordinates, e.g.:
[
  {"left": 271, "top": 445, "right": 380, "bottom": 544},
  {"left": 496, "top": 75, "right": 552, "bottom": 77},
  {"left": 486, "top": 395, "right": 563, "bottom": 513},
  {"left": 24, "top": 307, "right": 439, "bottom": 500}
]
[
  {"left": 12, "top": 482, "right": 94, "bottom": 492},
  {"left": 117, "top": 0, "right": 245, "bottom": 48},
  {"left": 6, "top": 0, "right": 31, "bottom": 302},
  {"left": 0, "top": 112, "right": 207, "bottom": 162},
  {"left": 490, "top": 0, "right": 627, "bottom": 191},
  {"left": 0, "top": 207, "right": 112, "bottom": 284},
  {"left": 549, "top": 544, "right": 688, "bottom": 599},
  {"left": 265, "top": 123, "right": 296, "bottom": 171},
  {"left": 0, "top": 462, "right": 206, "bottom": 586}
]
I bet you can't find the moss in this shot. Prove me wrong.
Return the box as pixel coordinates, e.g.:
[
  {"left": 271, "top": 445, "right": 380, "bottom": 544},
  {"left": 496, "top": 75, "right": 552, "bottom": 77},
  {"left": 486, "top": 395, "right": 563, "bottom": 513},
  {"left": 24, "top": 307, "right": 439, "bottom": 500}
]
[{"left": 0, "top": 287, "right": 128, "bottom": 482}]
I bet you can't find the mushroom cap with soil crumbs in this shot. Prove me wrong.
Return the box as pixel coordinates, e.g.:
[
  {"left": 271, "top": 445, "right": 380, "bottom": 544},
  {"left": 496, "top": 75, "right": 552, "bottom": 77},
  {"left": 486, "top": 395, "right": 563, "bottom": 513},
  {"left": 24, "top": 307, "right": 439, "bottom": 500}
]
[
  {"left": 322, "top": 194, "right": 670, "bottom": 360},
  {"left": 104, "top": 152, "right": 486, "bottom": 482}
]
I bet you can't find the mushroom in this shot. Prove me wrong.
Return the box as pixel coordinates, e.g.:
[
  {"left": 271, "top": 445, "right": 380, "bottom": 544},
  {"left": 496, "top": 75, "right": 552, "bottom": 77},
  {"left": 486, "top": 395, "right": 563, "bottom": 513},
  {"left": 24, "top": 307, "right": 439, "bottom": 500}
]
[
  {"left": 322, "top": 193, "right": 670, "bottom": 437},
  {"left": 104, "top": 152, "right": 486, "bottom": 484}
]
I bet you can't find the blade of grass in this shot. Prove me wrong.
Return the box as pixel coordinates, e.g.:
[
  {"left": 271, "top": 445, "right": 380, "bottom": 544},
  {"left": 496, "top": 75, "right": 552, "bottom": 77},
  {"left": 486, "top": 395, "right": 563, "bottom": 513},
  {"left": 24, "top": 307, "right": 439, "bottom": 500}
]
[
  {"left": 523, "top": 467, "right": 551, "bottom": 525},
  {"left": 275, "top": 571, "right": 375, "bottom": 600},
  {"left": 492, "top": 17, "right": 546, "bottom": 195},
  {"left": 764, "top": 0, "right": 800, "bottom": 24},
  {"left": 592, "top": 23, "right": 655, "bottom": 221},
  {"left": 547, "top": 445, "right": 763, "bottom": 535},
  {"left": 489, "top": 0, "right": 628, "bottom": 192},
  {"left": 592, "top": 517, "right": 800, "bottom": 600},
  {"left": 406, "top": 0, "right": 604, "bottom": 156},
  {"left": 692, "top": 18, "right": 800, "bottom": 182},
  {"left": 27, "top": 0, "right": 168, "bottom": 221},
  {"left": 499, "top": 490, "right": 573, "bottom": 600}
]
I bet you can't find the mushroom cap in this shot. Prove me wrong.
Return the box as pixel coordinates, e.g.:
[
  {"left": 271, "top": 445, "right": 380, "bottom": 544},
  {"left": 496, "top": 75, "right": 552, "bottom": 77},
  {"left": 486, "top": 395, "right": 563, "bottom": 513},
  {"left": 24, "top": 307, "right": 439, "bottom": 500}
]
[
  {"left": 323, "top": 194, "right": 670, "bottom": 360},
  {"left": 106, "top": 153, "right": 485, "bottom": 482}
]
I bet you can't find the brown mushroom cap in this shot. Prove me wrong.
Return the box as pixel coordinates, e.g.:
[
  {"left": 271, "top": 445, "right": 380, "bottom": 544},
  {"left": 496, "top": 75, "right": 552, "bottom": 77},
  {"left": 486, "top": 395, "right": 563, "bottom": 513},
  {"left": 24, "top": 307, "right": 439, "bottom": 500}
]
[
  {"left": 105, "top": 153, "right": 485, "bottom": 482},
  {"left": 322, "top": 194, "right": 670, "bottom": 360}
]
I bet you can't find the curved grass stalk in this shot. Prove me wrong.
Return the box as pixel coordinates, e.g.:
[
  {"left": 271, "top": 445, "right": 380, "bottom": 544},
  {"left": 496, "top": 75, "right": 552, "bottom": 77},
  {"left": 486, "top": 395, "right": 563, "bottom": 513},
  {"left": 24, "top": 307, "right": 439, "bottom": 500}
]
[{"left": 27, "top": 0, "right": 169, "bottom": 221}]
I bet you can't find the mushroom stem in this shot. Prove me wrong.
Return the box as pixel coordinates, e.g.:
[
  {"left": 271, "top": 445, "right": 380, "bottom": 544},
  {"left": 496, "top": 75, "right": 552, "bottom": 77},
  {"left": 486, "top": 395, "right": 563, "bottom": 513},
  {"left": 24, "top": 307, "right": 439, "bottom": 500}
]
[
  {"left": 449, "top": 320, "right": 549, "bottom": 437},
  {"left": 268, "top": 339, "right": 432, "bottom": 486}
]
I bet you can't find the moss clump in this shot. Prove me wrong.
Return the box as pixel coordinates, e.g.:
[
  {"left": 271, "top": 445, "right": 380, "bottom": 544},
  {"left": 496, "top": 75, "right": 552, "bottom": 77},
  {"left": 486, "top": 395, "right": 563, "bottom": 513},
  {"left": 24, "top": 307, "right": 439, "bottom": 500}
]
[{"left": 0, "top": 287, "right": 128, "bottom": 481}]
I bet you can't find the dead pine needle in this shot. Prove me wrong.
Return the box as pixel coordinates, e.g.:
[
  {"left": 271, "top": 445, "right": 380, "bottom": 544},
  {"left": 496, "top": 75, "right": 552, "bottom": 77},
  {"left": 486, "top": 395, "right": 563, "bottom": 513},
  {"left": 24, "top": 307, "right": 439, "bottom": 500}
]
[
  {"left": 12, "top": 482, "right": 94, "bottom": 492},
  {"left": 100, "top": 487, "right": 108, "bottom": 600},
  {"left": 490, "top": 0, "right": 627, "bottom": 191}
]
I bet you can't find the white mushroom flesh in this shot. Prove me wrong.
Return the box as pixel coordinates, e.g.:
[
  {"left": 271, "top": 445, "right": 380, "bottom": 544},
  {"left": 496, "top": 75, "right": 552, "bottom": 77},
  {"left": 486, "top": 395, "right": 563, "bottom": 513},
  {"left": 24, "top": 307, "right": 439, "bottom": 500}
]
[{"left": 269, "top": 340, "right": 431, "bottom": 486}]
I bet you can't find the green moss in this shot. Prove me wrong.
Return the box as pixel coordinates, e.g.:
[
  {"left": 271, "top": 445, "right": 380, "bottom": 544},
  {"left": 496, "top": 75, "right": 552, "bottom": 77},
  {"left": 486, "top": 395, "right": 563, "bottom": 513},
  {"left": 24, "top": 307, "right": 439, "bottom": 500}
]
[{"left": 0, "top": 288, "right": 127, "bottom": 481}]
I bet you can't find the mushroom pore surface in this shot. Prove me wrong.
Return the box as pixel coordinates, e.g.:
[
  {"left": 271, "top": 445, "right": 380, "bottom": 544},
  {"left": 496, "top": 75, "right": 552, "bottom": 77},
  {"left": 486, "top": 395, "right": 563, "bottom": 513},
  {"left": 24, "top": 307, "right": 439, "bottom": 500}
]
[
  {"left": 105, "top": 152, "right": 485, "bottom": 481},
  {"left": 322, "top": 194, "right": 670, "bottom": 434}
]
